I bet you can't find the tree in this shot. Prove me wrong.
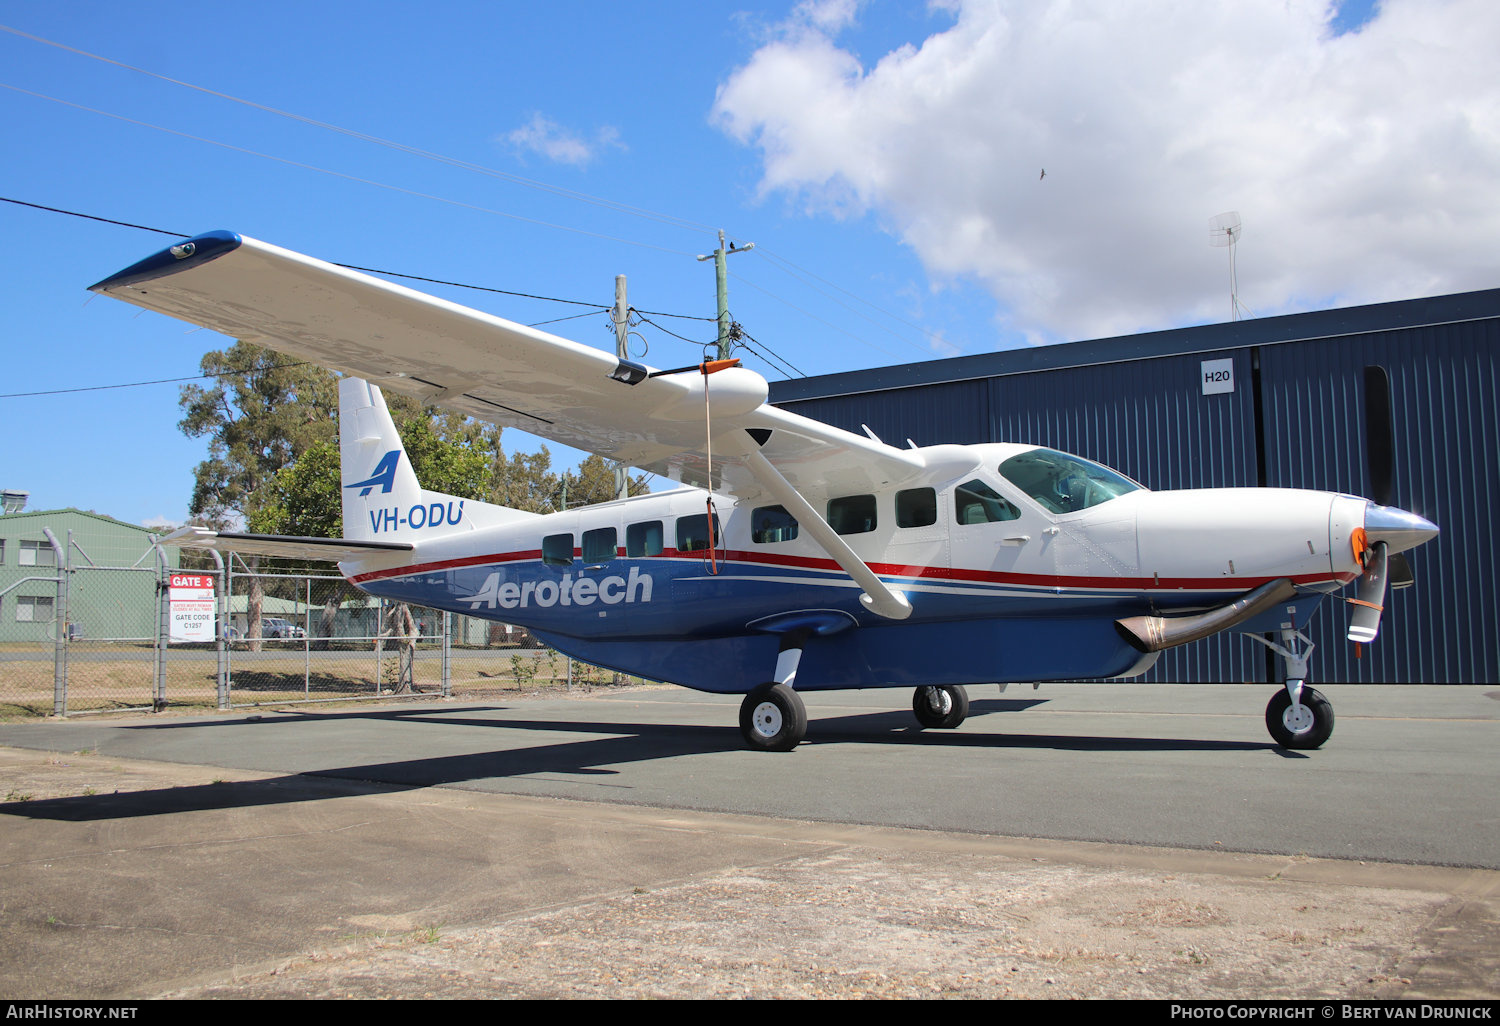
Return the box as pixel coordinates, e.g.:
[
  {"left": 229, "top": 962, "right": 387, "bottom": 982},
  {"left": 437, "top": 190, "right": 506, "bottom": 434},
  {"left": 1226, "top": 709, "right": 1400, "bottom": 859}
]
[
  {"left": 561, "top": 453, "right": 651, "bottom": 509},
  {"left": 178, "top": 343, "right": 339, "bottom": 526},
  {"left": 248, "top": 408, "right": 494, "bottom": 659},
  {"left": 249, "top": 416, "right": 492, "bottom": 538},
  {"left": 491, "top": 444, "right": 562, "bottom": 514},
  {"left": 179, "top": 343, "right": 338, "bottom": 647},
  {"left": 179, "top": 341, "right": 651, "bottom": 651}
]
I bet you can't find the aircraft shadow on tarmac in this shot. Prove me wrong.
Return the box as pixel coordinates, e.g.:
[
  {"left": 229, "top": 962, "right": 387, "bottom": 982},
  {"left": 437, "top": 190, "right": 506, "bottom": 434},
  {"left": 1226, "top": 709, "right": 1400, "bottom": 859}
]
[{"left": 0, "top": 699, "right": 1290, "bottom": 823}]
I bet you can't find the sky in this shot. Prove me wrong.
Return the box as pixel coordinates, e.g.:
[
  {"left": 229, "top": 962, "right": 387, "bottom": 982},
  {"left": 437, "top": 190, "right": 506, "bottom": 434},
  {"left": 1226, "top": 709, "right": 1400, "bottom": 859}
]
[{"left": 2, "top": 0, "right": 1495, "bottom": 529}]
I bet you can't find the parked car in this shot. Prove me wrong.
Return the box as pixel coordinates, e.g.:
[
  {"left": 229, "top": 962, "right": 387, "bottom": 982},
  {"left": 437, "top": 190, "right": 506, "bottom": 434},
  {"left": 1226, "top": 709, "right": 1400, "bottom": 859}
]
[{"left": 261, "top": 617, "right": 306, "bottom": 640}]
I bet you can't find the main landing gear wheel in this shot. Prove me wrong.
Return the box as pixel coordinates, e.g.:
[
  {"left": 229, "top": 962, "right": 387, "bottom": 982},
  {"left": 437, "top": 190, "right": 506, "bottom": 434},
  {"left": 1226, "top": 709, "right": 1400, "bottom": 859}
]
[
  {"left": 913, "top": 684, "right": 970, "bottom": 729},
  {"left": 739, "top": 682, "right": 808, "bottom": 752},
  {"left": 1265, "top": 686, "right": 1335, "bottom": 749}
]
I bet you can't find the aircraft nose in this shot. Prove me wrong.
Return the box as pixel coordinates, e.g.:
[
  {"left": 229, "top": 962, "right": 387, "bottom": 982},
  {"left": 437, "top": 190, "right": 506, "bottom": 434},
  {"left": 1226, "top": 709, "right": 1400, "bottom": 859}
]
[{"left": 1363, "top": 502, "right": 1438, "bottom": 554}]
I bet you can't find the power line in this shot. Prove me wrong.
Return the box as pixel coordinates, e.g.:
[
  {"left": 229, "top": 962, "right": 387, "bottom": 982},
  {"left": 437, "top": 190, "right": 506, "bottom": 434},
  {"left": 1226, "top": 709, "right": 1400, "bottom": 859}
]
[
  {"left": 2, "top": 197, "right": 727, "bottom": 397},
  {"left": 1, "top": 196, "right": 186, "bottom": 237},
  {"left": 632, "top": 313, "right": 713, "bottom": 349},
  {"left": 757, "top": 248, "right": 941, "bottom": 357},
  {"left": 0, "top": 23, "right": 722, "bottom": 237},
  {"left": 632, "top": 312, "right": 804, "bottom": 379},
  {"left": 728, "top": 270, "right": 907, "bottom": 361},
  {"left": 3, "top": 195, "right": 713, "bottom": 320},
  {"left": 735, "top": 326, "right": 807, "bottom": 378},
  {"left": 0, "top": 360, "right": 315, "bottom": 399},
  {"left": 1, "top": 84, "right": 701, "bottom": 258},
  {"left": 2, "top": 26, "right": 963, "bottom": 361}
]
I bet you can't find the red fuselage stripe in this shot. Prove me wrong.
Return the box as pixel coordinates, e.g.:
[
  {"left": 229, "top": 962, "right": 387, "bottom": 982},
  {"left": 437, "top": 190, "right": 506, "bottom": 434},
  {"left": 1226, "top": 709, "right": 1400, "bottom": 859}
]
[{"left": 350, "top": 547, "right": 1355, "bottom": 591}]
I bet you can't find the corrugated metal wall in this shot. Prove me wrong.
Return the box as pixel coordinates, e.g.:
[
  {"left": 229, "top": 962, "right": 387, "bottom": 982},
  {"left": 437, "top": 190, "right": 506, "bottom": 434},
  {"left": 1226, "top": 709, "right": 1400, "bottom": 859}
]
[
  {"left": 774, "top": 304, "right": 1500, "bottom": 684},
  {"left": 782, "top": 379, "right": 994, "bottom": 449},
  {"left": 1258, "top": 319, "right": 1500, "bottom": 683}
]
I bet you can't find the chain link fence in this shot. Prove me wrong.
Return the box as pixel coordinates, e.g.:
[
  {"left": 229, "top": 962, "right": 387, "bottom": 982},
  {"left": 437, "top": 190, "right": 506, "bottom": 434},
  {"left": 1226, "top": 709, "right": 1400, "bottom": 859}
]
[{"left": 0, "top": 540, "right": 639, "bottom": 719}]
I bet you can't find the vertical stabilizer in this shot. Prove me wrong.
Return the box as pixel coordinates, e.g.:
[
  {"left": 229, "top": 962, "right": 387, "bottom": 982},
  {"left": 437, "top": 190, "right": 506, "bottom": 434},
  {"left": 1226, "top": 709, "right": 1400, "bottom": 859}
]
[
  {"left": 340, "top": 378, "right": 424, "bottom": 541},
  {"left": 339, "top": 377, "right": 538, "bottom": 542}
]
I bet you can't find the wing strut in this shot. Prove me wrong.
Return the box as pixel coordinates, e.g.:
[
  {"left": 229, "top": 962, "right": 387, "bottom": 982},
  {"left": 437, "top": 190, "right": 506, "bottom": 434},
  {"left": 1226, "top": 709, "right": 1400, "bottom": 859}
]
[{"left": 740, "top": 448, "right": 912, "bottom": 620}]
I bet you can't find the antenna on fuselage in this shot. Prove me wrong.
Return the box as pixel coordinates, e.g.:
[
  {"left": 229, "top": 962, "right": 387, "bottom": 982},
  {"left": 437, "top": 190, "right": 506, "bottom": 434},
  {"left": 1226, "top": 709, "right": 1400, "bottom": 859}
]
[{"left": 1209, "top": 211, "right": 1250, "bottom": 321}]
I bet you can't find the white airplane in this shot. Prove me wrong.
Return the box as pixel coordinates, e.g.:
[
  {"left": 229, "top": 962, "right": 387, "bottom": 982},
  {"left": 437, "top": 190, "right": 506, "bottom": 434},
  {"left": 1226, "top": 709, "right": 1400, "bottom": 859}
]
[{"left": 91, "top": 231, "right": 1438, "bottom": 752}]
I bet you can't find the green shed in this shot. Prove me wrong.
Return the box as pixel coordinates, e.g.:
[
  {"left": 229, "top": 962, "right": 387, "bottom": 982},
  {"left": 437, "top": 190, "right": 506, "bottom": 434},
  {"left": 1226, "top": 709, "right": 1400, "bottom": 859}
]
[{"left": 0, "top": 507, "right": 179, "bottom": 643}]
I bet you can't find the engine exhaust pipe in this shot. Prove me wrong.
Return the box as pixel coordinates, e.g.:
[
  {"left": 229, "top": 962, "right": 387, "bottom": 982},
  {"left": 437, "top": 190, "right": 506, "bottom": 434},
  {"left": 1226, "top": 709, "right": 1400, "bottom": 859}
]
[{"left": 1115, "top": 577, "right": 1298, "bottom": 654}]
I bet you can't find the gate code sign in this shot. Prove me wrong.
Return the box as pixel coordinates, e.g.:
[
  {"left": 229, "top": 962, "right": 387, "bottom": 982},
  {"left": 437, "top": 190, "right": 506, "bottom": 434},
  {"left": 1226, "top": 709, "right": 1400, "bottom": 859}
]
[{"left": 169, "top": 573, "right": 216, "bottom": 643}]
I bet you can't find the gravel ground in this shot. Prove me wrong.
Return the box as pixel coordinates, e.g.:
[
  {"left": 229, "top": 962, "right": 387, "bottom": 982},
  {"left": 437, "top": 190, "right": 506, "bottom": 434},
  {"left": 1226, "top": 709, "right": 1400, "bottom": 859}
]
[{"left": 157, "top": 848, "right": 1462, "bottom": 1000}]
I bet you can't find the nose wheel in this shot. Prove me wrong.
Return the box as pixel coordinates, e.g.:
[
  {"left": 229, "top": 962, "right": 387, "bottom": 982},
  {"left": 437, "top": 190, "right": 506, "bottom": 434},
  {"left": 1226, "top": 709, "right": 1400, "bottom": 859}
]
[
  {"left": 1265, "top": 685, "right": 1335, "bottom": 749},
  {"left": 912, "top": 684, "right": 970, "bottom": 729}
]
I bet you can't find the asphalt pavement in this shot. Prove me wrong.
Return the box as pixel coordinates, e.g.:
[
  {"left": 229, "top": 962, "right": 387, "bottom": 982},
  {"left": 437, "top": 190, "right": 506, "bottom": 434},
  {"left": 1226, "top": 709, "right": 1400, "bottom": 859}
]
[{"left": 0, "top": 682, "right": 1495, "bottom": 998}]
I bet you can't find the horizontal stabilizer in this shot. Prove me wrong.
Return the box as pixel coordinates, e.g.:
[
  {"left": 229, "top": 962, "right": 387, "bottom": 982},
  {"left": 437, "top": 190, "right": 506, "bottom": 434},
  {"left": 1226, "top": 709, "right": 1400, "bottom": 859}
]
[{"left": 163, "top": 526, "right": 413, "bottom": 563}]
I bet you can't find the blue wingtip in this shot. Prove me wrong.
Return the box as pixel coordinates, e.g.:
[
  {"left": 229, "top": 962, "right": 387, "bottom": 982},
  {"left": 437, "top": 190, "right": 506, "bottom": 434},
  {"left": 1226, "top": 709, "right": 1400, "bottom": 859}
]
[{"left": 88, "top": 230, "right": 243, "bottom": 292}]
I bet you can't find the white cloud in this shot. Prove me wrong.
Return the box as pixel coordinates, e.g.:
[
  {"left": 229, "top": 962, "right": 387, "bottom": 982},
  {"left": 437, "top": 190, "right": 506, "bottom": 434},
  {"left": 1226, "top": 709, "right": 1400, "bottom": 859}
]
[
  {"left": 715, "top": 0, "right": 1500, "bottom": 344},
  {"left": 505, "top": 113, "right": 624, "bottom": 167},
  {"left": 141, "top": 515, "right": 181, "bottom": 531}
]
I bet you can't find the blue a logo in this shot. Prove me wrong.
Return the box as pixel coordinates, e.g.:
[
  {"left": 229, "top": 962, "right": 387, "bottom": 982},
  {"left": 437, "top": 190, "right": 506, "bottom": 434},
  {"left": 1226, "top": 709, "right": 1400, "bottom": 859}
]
[{"left": 345, "top": 450, "right": 400, "bottom": 496}]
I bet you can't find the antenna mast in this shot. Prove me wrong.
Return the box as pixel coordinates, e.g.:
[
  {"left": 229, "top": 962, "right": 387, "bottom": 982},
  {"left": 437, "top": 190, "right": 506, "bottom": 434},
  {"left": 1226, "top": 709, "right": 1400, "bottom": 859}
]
[{"left": 1209, "top": 211, "right": 1248, "bottom": 321}]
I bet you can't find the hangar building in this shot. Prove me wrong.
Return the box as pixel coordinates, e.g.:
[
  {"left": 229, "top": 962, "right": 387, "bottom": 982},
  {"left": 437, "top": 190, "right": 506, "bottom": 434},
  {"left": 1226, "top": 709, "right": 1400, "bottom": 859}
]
[{"left": 767, "top": 288, "right": 1500, "bottom": 685}]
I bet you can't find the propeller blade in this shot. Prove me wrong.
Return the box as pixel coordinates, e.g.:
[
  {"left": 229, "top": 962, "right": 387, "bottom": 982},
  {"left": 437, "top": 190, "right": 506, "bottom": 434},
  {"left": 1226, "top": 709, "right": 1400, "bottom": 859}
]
[
  {"left": 1347, "top": 541, "right": 1389, "bottom": 643},
  {"left": 1363, "top": 365, "right": 1396, "bottom": 507},
  {"left": 1388, "top": 551, "right": 1415, "bottom": 590}
]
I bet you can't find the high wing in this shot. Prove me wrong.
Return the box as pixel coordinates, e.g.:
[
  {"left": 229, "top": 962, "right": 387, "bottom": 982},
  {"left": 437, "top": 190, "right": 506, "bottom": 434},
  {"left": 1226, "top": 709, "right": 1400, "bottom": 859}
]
[{"left": 90, "top": 231, "right": 926, "bottom": 502}]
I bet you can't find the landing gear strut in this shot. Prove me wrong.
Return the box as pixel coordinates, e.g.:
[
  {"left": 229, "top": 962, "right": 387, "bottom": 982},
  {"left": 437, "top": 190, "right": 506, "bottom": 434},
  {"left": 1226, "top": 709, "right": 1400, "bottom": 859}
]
[
  {"left": 912, "top": 684, "right": 970, "bottom": 729},
  {"left": 1247, "top": 629, "right": 1335, "bottom": 749}
]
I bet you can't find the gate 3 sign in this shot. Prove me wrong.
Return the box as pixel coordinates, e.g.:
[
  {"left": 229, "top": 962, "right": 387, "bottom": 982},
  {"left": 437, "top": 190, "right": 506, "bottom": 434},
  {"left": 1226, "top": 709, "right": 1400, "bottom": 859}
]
[{"left": 168, "top": 573, "right": 216, "bottom": 644}]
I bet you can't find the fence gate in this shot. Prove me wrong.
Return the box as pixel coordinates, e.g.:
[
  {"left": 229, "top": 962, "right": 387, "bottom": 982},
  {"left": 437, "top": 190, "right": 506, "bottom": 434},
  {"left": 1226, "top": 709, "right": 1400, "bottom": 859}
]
[
  {"left": 0, "top": 540, "right": 638, "bottom": 718},
  {"left": 224, "top": 562, "right": 451, "bottom": 704}
]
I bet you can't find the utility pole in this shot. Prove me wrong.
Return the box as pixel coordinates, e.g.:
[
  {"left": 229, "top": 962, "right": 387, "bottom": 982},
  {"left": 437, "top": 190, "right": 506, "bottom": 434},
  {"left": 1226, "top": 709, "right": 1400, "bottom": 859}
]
[
  {"left": 612, "top": 275, "right": 629, "bottom": 501},
  {"left": 696, "top": 229, "right": 754, "bottom": 360}
]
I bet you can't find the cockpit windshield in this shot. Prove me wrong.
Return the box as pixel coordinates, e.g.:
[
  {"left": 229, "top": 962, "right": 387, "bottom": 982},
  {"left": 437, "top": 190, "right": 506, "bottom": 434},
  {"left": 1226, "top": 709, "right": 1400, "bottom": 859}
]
[{"left": 998, "top": 448, "right": 1142, "bottom": 515}]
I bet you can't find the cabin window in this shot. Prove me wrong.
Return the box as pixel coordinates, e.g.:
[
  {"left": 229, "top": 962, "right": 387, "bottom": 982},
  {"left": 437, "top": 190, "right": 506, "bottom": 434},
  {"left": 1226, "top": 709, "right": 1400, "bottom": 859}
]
[
  {"left": 828, "top": 494, "right": 877, "bottom": 535},
  {"left": 751, "top": 505, "right": 799, "bottom": 543},
  {"left": 582, "top": 527, "right": 618, "bottom": 564},
  {"left": 998, "top": 448, "right": 1140, "bottom": 514},
  {"left": 954, "top": 480, "right": 1020, "bottom": 524},
  {"left": 676, "top": 513, "right": 723, "bottom": 553},
  {"left": 542, "top": 533, "right": 575, "bottom": 567},
  {"left": 626, "top": 520, "right": 664, "bottom": 558},
  {"left": 896, "top": 488, "right": 937, "bottom": 528}
]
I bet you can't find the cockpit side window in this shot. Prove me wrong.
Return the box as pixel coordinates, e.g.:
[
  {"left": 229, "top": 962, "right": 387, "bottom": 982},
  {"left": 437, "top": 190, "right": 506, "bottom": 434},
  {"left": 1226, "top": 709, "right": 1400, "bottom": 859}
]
[
  {"left": 953, "top": 480, "right": 1019, "bottom": 524},
  {"left": 998, "top": 448, "right": 1140, "bottom": 514}
]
